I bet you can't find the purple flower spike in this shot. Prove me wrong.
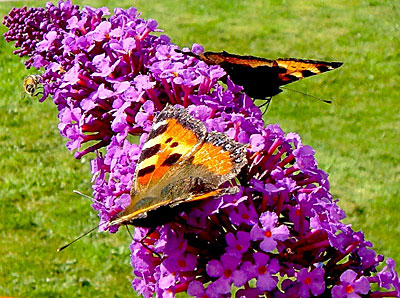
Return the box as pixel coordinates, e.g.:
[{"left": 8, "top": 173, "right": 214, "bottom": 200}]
[
  {"left": 250, "top": 211, "right": 289, "bottom": 252},
  {"left": 4, "top": 2, "right": 400, "bottom": 297},
  {"left": 331, "top": 269, "right": 370, "bottom": 298}
]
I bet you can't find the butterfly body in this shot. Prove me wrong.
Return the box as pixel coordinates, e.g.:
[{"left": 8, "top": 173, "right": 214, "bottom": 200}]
[
  {"left": 109, "top": 106, "right": 247, "bottom": 228},
  {"left": 178, "top": 50, "right": 343, "bottom": 100}
]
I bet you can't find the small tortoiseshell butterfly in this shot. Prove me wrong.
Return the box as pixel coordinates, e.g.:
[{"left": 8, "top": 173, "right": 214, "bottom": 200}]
[
  {"left": 177, "top": 49, "right": 343, "bottom": 101},
  {"left": 108, "top": 105, "right": 247, "bottom": 228}
]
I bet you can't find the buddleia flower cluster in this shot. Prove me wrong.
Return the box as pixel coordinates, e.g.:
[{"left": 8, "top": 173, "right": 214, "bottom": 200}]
[{"left": 4, "top": 1, "right": 400, "bottom": 297}]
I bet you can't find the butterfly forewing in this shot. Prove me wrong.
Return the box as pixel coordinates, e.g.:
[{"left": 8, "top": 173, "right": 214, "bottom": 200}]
[
  {"left": 275, "top": 58, "right": 343, "bottom": 84},
  {"left": 134, "top": 106, "right": 207, "bottom": 194},
  {"left": 201, "top": 51, "right": 275, "bottom": 68}
]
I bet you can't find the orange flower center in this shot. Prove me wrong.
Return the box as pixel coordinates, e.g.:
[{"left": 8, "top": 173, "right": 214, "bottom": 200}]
[
  {"left": 235, "top": 244, "right": 243, "bottom": 251},
  {"left": 257, "top": 265, "right": 267, "bottom": 275},
  {"left": 177, "top": 259, "right": 186, "bottom": 268},
  {"left": 304, "top": 277, "right": 312, "bottom": 285},
  {"left": 224, "top": 269, "right": 232, "bottom": 278},
  {"left": 264, "top": 230, "right": 272, "bottom": 237},
  {"left": 345, "top": 285, "right": 354, "bottom": 293}
]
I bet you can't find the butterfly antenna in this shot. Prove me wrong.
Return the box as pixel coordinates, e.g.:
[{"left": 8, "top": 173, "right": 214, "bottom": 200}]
[
  {"left": 281, "top": 87, "right": 332, "bottom": 104},
  {"left": 124, "top": 224, "right": 161, "bottom": 258},
  {"left": 125, "top": 225, "right": 134, "bottom": 240},
  {"left": 73, "top": 190, "right": 92, "bottom": 200},
  {"left": 174, "top": 49, "right": 201, "bottom": 60},
  {"left": 124, "top": 225, "right": 161, "bottom": 257},
  {"left": 73, "top": 189, "right": 105, "bottom": 206},
  {"left": 57, "top": 222, "right": 106, "bottom": 252}
]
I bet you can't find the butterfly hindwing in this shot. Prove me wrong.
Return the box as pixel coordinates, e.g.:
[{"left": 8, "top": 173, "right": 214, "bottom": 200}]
[
  {"left": 186, "top": 130, "right": 247, "bottom": 187},
  {"left": 156, "top": 130, "right": 247, "bottom": 209}
]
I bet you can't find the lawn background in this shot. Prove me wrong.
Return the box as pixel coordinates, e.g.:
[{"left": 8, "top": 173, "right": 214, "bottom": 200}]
[{"left": 0, "top": 0, "right": 398, "bottom": 297}]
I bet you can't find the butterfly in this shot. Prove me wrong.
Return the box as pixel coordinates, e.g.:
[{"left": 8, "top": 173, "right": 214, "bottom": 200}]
[
  {"left": 177, "top": 49, "right": 343, "bottom": 104},
  {"left": 108, "top": 105, "right": 247, "bottom": 228}
]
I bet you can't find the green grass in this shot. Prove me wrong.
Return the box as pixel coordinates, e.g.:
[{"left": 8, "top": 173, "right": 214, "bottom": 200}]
[{"left": 0, "top": 0, "right": 399, "bottom": 296}]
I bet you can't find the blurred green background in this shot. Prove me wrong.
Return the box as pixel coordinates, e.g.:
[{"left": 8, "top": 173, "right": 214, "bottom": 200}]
[{"left": 0, "top": 0, "right": 398, "bottom": 296}]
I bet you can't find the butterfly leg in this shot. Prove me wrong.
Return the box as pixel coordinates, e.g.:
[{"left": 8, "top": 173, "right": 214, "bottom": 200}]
[
  {"left": 173, "top": 214, "right": 204, "bottom": 232},
  {"left": 258, "top": 98, "right": 272, "bottom": 114},
  {"left": 140, "top": 227, "right": 162, "bottom": 258},
  {"left": 126, "top": 225, "right": 162, "bottom": 258},
  {"left": 125, "top": 224, "right": 134, "bottom": 239}
]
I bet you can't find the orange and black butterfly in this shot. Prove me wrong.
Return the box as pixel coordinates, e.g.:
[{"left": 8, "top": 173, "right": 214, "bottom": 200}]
[
  {"left": 177, "top": 49, "right": 343, "bottom": 105},
  {"left": 58, "top": 106, "right": 247, "bottom": 251},
  {"left": 108, "top": 105, "right": 247, "bottom": 228}
]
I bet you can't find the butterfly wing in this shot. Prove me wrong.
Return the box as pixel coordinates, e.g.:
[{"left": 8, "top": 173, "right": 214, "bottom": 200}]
[
  {"left": 133, "top": 105, "right": 207, "bottom": 195},
  {"left": 185, "top": 50, "right": 342, "bottom": 99},
  {"left": 275, "top": 58, "right": 343, "bottom": 86},
  {"left": 201, "top": 51, "right": 275, "bottom": 68},
  {"left": 110, "top": 106, "right": 247, "bottom": 226},
  {"left": 196, "top": 51, "right": 281, "bottom": 98},
  {"left": 184, "top": 130, "right": 247, "bottom": 187}
]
